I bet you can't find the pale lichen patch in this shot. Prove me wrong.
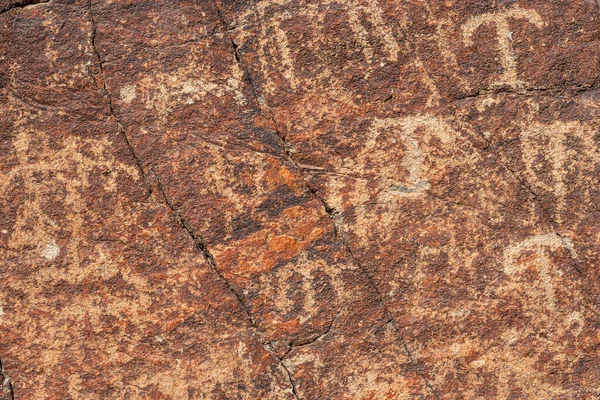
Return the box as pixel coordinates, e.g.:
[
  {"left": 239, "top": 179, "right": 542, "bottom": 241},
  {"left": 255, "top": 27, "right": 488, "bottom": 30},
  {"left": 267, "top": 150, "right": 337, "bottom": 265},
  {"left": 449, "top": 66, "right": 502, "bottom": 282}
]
[
  {"left": 41, "top": 239, "right": 60, "bottom": 261},
  {"left": 120, "top": 85, "right": 137, "bottom": 104}
]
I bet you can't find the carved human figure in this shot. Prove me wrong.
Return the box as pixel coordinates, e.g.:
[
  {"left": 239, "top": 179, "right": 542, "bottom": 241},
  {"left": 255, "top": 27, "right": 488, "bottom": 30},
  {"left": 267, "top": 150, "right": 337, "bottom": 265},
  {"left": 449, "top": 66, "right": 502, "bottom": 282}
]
[
  {"left": 503, "top": 233, "right": 577, "bottom": 311},
  {"left": 462, "top": 6, "right": 544, "bottom": 88},
  {"left": 369, "top": 115, "right": 455, "bottom": 198}
]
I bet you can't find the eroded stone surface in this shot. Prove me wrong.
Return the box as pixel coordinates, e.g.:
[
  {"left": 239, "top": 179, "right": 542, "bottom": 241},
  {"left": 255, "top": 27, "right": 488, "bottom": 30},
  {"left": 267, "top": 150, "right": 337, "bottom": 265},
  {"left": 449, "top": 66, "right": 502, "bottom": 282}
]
[{"left": 1, "top": 0, "right": 599, "bottom": 398}]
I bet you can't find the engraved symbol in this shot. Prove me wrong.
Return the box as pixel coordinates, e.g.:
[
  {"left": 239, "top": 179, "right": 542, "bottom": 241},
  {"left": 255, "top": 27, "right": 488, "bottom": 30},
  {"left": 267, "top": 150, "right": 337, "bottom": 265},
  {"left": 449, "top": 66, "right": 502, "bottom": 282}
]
[
  {"left": 519, "top": 121, "right": 598, "bottom": 225},
  {"left": 521, "top": 122, "right": 568, "bottom": 223},
  {"left": 347, "top": 0, "right": 399, "bottom": 63},
  {"left": 462, "top": 6, "right": 544, "bottom": 88},
  {"left": 255, "top": 4, "right": 303, "bottom": 92},
  {"left": 370, "top": 115, "right": 455, "bottom": 197},
  {"left": 247, "top": 0, "right": 401, "bottom": 93},
  {"left": 503, "top": 233, "right": 577, "bottom": 310}
]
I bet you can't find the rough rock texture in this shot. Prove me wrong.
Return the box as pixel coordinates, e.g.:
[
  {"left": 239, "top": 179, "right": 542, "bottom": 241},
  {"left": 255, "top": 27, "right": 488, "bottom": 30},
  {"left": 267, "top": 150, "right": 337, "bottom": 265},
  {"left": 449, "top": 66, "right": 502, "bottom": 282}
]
[{"left": 1, "top": 0, "right": 600, "bottom": 398}]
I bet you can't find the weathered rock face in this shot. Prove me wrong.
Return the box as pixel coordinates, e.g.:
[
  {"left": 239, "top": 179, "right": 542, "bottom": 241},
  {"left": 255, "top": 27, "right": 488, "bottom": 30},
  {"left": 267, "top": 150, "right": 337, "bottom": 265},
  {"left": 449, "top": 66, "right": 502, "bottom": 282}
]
[{"left": 1, "top": 0, "right": 599, "bottom": 398}]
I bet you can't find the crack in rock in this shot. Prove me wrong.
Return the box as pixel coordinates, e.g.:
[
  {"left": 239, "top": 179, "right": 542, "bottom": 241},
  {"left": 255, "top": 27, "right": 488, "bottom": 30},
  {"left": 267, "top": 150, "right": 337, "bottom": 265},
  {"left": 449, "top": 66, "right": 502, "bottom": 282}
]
[
  {"left": 211, "top": 4, "right": 441, "bottom": 398},
  {"left": 0, "top": 358, "right": 14, "bottom": 400},
  {"left": 0, "top": 0, "right": 48, "bottom": 15},
  {"left": 85, "top": 0, "right": 152, "bottom": 196}
]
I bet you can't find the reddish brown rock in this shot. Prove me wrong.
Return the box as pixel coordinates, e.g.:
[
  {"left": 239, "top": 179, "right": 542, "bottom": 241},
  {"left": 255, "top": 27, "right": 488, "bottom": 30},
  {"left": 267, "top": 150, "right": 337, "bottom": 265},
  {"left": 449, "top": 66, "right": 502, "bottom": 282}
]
[{"left": 1, "top": 0, "right": 600, "bottom": 398}]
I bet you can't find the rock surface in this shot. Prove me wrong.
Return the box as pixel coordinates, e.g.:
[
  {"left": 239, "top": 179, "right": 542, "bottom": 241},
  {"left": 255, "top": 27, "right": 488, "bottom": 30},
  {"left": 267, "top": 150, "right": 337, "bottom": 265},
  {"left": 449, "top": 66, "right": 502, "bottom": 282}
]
[{"left": 1, "top": 0, "right": 600, "bottom": 398}]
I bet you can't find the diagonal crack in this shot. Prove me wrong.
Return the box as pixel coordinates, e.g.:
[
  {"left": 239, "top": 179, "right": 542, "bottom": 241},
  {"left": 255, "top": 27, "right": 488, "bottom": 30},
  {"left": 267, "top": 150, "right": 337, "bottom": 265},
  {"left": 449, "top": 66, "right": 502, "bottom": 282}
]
[
  {"left": 87, "top": 3, "right": 302, "bottom": 398},
  {"left": 86, "top": 0, "right": 152, "bottom": 196},
  {"left": 275, "top": 310, "right": 340, "bottom": 398},
  {"left": 280, "top": 310, "right": 340, "bottom": 360},
  {"left": 279, "top": 362, "right": 300, "bottom": 400},
  {"left": 150, "top": 168, "right": 306, "bottom": 400},
  {"left": 211, "top": 2, "right": 440, "bottom": 398},
  {"left": 0, "top": 358, "right": 14, "bottom": 400},
  {"left": 0, "top": 0, "right": 48, "bottom": 15},
  {"left": 323, "top": 201, "right": 441, "bottom": 399},
  {"left": 148, "top": 167, "right": 257, "bottom": 327}
]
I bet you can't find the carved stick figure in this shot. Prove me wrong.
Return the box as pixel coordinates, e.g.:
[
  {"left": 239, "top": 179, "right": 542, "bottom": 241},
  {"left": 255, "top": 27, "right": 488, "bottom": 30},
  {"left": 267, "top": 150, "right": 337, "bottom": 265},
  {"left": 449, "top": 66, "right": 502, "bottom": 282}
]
[{"left": 462, "top": 6, "right": 544, "bottom": 88}]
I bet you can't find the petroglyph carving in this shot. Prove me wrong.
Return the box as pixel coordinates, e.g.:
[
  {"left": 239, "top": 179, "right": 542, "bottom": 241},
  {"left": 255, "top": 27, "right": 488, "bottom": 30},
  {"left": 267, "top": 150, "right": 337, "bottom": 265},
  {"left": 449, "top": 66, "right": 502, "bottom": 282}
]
[
  {"left": 369, "top": 115, "right": 455, "bottom": 197},
  {"left": 462, "top": 6, "right": 544, "bottom": 88},
  {"left": 249, "top": 2, "right": 304, "bottom": 93},
  {"left": 41, "top": 240, "right": 60, "bottom": 261},
  {"left": 346, "top": 0, "right": 399, "bottom": 63},
  {"left": 503, "top": 233, "right": 577, "bottom": 310},
  {"left": 520, "top": 121, "right": 599, "bottom": 224},
  {"left": 137, "top": 69, "right": 247, "bottom": 116},
  {"left": 247, "top": 0, "right": 400, "bottom": 92}
]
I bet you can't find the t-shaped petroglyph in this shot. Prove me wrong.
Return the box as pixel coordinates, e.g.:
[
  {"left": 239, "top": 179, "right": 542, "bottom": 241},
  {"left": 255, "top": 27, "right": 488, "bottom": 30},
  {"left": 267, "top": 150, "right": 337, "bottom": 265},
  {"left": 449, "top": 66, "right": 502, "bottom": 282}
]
[
  {"left": 503, "top": 233, "right": 577, "bottom": 310},
  {"left": 462, "top": 5, "right": 544, "bottom": 88},
  {"left": 370, "top": 115, "right": 455, "bottom": 198}
]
